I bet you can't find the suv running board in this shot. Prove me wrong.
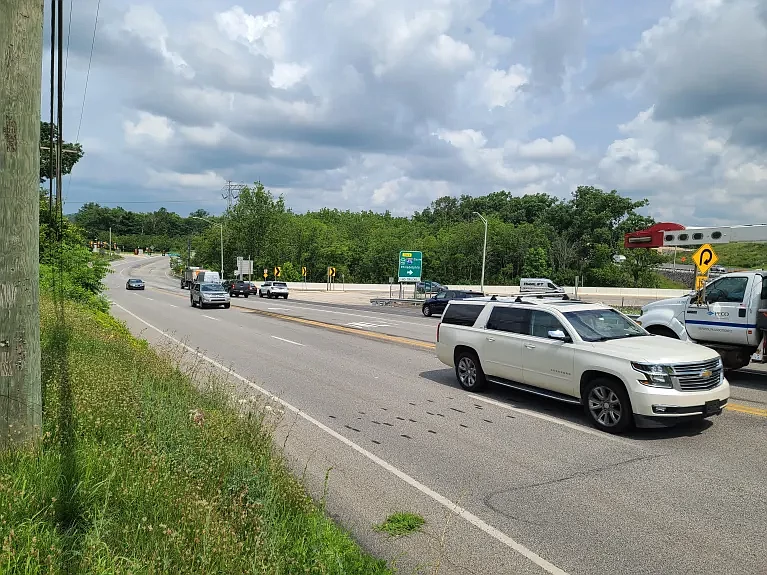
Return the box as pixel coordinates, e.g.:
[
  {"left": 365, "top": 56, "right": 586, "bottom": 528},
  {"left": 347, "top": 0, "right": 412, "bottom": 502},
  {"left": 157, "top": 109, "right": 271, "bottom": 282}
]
[{"left": 486, "top": 378, "right": 582, "bottom": 406}]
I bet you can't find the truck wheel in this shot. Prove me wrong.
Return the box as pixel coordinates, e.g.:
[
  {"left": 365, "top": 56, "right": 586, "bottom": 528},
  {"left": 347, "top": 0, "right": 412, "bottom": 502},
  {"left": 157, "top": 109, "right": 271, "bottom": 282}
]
[
  {"left": 646, "top": 326, "right": 679, "bottom": 339},
  {"left": 454, "top": 349, "right": 486, "bottom": 392},
  {"left": 244, "top": 293, "right": 249, "bottom": 298},
  {"left": 583, "top": 378, "right": 633, "bottom": 434},
  {"left": 224, "top": 303, "right": 231, "bottom": 309}
]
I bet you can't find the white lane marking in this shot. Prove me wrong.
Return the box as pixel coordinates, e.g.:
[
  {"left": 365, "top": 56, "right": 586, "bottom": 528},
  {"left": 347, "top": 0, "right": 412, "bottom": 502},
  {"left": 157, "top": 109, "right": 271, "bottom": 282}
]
[
  {"left": 110, "top": 303, "right": 570, "bottom": 575},
  {"left": 271, "top": 335, "right": 305, "bottom": 347},
  {"left": 347, "top": 321, "right": 391, "bottom": 328},
  {"left": 469, "top": 395, "right": 636, "bottom": 446},
  {"left": 202, "top": 315, "right": 219, "bottom": 321},
  {"left": 144, "top": 297, "right": 154, "bottom": 301},
  {"left": 168, "top": 304, "right": 177, "bottom": 308},
  {"left": 268, "top": 307, "right": 289, "bottom": 311}
]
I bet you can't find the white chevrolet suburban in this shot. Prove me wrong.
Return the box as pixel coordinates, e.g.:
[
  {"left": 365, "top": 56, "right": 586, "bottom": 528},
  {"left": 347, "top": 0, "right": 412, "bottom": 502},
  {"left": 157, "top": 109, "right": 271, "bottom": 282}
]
[{"left": 436, "top": 295, "right": 730, "bottom": 433}]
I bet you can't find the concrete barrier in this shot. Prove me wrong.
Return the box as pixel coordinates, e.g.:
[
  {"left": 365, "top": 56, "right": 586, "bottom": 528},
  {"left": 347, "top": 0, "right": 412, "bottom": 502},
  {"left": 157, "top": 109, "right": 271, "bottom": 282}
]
[{"left": 285, "top": 281, "right": 689, "bottom": 300}]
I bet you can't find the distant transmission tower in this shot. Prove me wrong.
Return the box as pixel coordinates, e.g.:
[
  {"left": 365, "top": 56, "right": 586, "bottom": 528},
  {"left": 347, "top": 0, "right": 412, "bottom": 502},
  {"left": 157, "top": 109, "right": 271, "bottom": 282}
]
[{"left": 222, "top": 180, "right": 246, "bottom": 209}]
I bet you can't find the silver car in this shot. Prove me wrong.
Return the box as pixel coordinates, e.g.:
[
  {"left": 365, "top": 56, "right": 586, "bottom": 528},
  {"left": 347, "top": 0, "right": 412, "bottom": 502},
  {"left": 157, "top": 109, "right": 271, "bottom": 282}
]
[
  {"left": 190, "top": 282, "right": 231, "bottom": 309},
  {"left": 259, "top": 281, "right": 289, "bottom": 299}
]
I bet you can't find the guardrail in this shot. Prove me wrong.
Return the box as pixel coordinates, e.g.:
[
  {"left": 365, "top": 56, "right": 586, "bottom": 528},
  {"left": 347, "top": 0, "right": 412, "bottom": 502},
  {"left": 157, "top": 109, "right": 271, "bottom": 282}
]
[{"left": 370, "top": 298, "right": 423, "bottom": 307}]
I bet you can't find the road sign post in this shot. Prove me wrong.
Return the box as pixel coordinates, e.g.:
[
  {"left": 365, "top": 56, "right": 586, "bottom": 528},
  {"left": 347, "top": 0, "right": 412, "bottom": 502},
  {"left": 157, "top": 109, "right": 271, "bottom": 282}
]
[
  {"left": 695, "top": 275, "right": 708, "bottom": 291},
  {"left": 692, "top": 244, "right": 718, "bottom": 304},
  {"left": 398, "top": 251, "right": 423, "bottom": 283}
]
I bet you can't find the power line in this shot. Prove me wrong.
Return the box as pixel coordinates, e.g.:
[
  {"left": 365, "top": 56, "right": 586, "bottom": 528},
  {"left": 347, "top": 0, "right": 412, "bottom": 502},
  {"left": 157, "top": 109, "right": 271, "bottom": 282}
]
[
  {"left": 66, "top": 199, "right": 226, "bottom": 205},
  {"left": 63, "top": 0, "right": 100, "bottom": 204},
  {"left": 48, "top": 0, "right": 56, "bottom": 213},
  {"left": 62, "top": 0, "right": 73, "bottom": 95}
]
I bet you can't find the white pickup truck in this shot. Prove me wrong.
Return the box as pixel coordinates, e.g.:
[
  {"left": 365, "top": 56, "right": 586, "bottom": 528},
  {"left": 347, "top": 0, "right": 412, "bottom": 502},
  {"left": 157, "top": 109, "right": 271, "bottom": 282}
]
[{"left": 637, "top": 271, "right": 767, "bottom": 371}]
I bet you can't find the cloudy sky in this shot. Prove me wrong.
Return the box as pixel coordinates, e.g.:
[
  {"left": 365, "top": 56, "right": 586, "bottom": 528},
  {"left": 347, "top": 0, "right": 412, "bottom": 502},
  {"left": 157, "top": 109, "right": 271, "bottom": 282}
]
[{"left": 49, "top": 0, "right": 767, "bottom": 224}]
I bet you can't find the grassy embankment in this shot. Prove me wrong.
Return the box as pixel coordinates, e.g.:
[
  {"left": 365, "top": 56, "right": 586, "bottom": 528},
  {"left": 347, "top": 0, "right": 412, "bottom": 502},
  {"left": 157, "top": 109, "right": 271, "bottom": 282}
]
[
  {"left": 714, "top": 243, "right": 767, "bottom": 269},
  {"left": 0, "top": 297, "right": 390, "bottom": 574}
]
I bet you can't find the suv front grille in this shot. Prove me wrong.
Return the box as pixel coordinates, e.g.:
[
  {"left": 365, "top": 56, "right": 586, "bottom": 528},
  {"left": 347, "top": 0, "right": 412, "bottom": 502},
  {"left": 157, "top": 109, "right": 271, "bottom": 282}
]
[{"left": 671, "top": 358, "right": 723, "bottom": 391}]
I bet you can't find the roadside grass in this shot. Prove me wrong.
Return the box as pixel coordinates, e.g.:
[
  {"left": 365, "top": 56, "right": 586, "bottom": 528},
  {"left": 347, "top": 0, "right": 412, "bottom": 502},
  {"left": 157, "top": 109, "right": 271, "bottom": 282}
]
[
  {"left": 653, "top": 273, "right": 687, "bottom": 289},
  {"left": 0, "top": 296, "right": 391, "bottom": 574},
  {"left": 714, "top": 242, "right": 767, "bottom": 269},
  {"left": 374, "top": 513, "right": 426, "bottom": 538}
]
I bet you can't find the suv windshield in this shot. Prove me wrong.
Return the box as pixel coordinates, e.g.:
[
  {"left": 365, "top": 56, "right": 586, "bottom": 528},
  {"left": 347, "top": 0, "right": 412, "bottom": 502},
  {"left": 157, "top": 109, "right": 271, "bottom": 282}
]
[
  {"left": 563, "top": 309, "right": 647, "bottom": 342},
  {"left": 200, "top": 283, "right": 223, "bottom": 292}
]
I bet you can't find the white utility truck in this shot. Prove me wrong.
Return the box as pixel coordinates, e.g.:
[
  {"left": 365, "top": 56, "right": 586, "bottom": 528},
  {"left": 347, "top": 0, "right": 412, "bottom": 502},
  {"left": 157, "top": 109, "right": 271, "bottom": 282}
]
[{"left": 625, "top": 223, "right": 767, "bottom": 371}]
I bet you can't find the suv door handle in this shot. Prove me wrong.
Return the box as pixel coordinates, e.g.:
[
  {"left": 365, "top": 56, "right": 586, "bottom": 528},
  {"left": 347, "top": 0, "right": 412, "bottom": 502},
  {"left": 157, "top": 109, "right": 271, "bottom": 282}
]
[
  {"left": 525, "top": 344, "right": 536, "bottom": 349},
  {"left": 486, "top": 336, "right": 495, "bottom": 342}
]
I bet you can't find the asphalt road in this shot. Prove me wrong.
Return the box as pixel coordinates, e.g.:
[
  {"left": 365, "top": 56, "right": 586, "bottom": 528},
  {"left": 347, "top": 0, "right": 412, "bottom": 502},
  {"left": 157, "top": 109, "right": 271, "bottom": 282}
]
[{"left": 109, "top": 256, "right": 767, "bottom": 575}]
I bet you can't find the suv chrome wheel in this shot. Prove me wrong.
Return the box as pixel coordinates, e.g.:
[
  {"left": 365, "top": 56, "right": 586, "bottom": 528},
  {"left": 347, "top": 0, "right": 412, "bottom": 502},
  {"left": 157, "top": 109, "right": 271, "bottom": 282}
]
[
  {"left": 584, "top": 379, "right": 632, "bottom": 433},
  {"left": 588, "top": 386, "right": 622, "bottom": 427},
  {"left": 455, "top": 351, "right": 486, "bottom": 391}
]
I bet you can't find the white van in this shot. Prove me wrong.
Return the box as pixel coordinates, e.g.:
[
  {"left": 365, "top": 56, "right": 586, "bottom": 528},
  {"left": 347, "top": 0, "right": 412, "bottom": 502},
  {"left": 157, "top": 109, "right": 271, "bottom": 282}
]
[
  {"left": 520, "top": 278, "right": 563, "bottom": 293},
  {"left": 195, "top": 270, "right": 221, "bottom": 284}
]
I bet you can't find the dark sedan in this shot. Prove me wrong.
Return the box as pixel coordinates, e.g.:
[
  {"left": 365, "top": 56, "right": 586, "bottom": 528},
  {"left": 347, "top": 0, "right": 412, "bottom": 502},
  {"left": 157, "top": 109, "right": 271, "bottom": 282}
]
[
  {"left": 126, "top": 278, "right": 145, "bottom": 290},
  {"left": 422, "top": 289, "right": 483, "bottom": 317}
]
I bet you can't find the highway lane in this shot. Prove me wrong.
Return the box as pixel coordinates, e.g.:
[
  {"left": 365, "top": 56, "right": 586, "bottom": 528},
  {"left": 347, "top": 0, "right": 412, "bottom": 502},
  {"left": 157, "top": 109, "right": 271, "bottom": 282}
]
[
  {"left": 115, "top": 256, "right": 767, "bottom": 410},
  {"left": 117, "top": 256, "right": 438, "bottom": 342},
  {"left": 108, "top": 257, "right": 767, "bottom": 575}
]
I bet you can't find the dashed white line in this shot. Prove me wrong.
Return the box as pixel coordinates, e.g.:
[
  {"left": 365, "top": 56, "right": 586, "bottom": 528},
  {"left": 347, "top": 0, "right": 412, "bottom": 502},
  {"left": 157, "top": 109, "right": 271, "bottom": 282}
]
[
  {"left": 268, "top": 307, "right": 289, "bottom": 311},
  {"left": 202, "top": 314, "right": 219, "bottom": 321},
  {"left": 109, "top": 302, "right": 570, "bottom": 575},
  {"left": 144, "top": 297, "right": 154, "bottom": 301},
  {"left": 168, "top": 304, "right": 177, "bottom": 308},
  {"left": 271, "top": 335, "right": 304, "bottom": 346}
]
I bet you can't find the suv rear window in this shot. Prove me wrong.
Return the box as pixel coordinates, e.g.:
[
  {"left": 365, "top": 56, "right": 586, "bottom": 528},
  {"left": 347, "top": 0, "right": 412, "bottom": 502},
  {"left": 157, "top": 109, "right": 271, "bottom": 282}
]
[
  {"left": 274, "top": 282, "right": 288, "bottom": 287},
  {"left": 442, "top": 303, "right": 483, "bottom": 327}
]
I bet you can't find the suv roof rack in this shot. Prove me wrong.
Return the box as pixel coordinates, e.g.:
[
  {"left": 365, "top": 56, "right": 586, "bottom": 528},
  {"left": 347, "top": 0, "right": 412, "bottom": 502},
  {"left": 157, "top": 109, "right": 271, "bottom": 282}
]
[{"left": 515, "top": 292, "right": 571, "bottom": 300}]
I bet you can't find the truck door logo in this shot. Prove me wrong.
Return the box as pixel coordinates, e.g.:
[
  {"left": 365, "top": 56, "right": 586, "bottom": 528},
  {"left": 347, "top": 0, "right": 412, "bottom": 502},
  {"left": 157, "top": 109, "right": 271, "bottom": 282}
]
[{"left": 707, "top": 311, "right": 730, "bottom": 317}]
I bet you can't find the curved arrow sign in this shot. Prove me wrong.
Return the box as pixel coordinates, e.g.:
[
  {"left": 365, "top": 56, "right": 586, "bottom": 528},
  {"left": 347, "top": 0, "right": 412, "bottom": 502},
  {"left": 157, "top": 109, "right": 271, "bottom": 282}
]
[{"left": 692, "top": 243, "right": 719, "bottom": 275}]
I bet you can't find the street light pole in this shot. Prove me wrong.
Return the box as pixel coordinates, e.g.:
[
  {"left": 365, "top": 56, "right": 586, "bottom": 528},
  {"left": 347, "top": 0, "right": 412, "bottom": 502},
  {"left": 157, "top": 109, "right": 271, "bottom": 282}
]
[
  {"left": 191, "top": 216, "right": 224, "bottom": 278},
  {"left": 473, "top": 212, "right": 488, "bottom": 293}
]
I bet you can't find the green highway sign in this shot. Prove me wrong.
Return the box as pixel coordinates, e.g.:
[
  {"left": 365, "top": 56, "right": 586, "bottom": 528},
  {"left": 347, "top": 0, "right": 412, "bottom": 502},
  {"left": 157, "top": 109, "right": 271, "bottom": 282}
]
[{"left": 398, "top": 251, "right": 423, "bottom": 283}]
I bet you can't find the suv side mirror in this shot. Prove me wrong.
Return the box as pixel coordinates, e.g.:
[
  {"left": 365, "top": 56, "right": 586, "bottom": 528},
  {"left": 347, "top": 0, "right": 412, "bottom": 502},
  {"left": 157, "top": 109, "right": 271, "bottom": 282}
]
[{"left": 548, "top": 329, "right": 568, "bottom": 342}]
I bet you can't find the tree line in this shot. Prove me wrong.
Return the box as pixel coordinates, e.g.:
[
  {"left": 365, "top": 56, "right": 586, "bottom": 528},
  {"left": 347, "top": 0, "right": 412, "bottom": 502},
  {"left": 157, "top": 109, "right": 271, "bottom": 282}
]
[{"left": 72, "top": 183, "right": 667, "bottom": 287}]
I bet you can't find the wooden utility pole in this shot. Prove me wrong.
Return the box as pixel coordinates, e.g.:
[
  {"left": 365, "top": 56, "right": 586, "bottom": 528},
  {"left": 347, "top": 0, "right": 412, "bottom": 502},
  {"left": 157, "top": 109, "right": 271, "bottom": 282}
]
[{"left": 0, "top": 0, "right": 44, "bottom": 446}]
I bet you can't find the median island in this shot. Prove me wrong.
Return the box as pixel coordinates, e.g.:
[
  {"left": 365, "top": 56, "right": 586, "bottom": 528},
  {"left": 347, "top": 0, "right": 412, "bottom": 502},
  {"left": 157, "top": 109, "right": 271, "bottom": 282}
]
[{"left": 0, "top": 296, "right": 390, "bottom": 574}]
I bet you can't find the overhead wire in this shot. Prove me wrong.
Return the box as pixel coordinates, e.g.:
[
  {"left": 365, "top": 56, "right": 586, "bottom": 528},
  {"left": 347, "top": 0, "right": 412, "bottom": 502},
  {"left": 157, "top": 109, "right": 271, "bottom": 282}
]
[
  {"left": 66, "top": 199, "right": 226, "bottom": 205},
  {"left": 62, "top": 0, "right": 73, "bottom": 95},
  {"left": 63, "top": 0, "right": 101, "bottom": 205}
]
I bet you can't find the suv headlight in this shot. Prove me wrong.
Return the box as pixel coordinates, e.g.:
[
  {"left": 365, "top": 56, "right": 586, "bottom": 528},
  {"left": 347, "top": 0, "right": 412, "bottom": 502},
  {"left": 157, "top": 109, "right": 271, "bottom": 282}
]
[{"left": 631, "top": 362, "right": 674, "bottom": 388}]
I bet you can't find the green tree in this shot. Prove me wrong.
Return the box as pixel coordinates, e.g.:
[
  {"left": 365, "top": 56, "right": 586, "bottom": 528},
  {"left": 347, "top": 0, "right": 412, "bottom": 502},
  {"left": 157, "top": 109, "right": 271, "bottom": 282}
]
[
  {"left": 521, "top": 247, "right": 552, "bottom": 278},
  {"left": 39, "top": 121, "right": 84, "bottom": 182}
]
